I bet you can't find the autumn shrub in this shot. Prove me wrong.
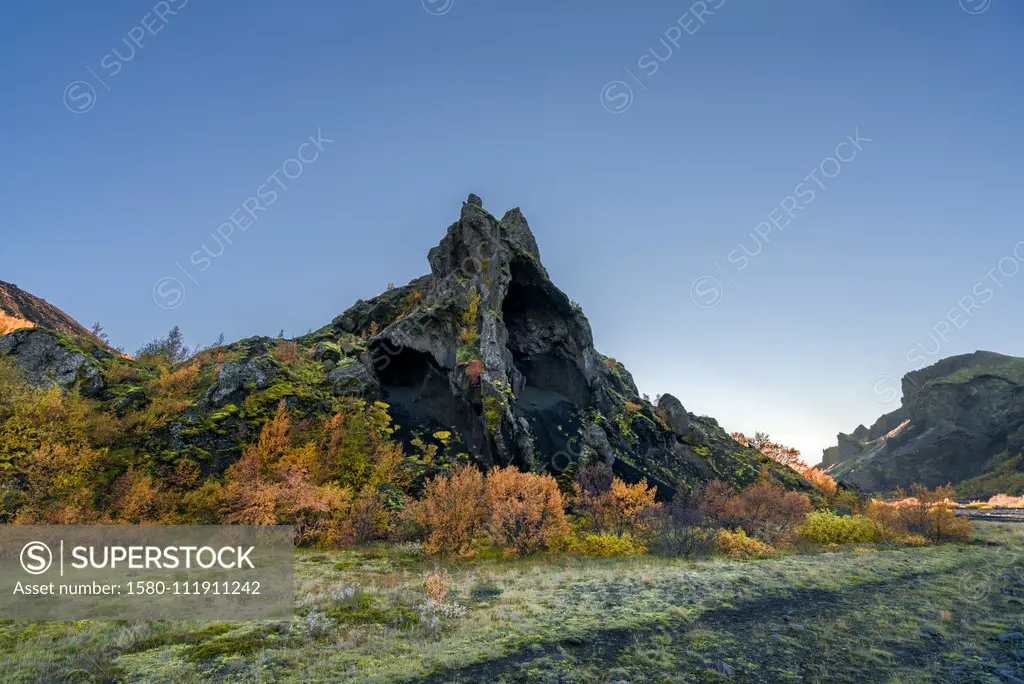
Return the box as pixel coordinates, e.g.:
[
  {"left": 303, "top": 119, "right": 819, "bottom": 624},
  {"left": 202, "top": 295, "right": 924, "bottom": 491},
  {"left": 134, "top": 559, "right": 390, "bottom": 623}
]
[
  {"left": 423, "top": 568, "right": 451, "bottom": 603},
  {"left": 623, "top": 401, "right": 642, "bottom": 414},
  {"left": 150, "top": 362, "right": 200, "bottom": 397},
  {"left": 714, "top": 528, "right": 776, "bottom": 558},
  {"left": 653, "top": 488, "right": 718, "bottom": 558},
  {"left": 346, "top": 485, "right": 395, "bottom": 544},
  {"left": 314, "top": 398, "right": 409, "bottom": 491},
  {"left": 732, "top": 432, "right": 804, "bottom": 469},
  {"left": 273, "top": 340, "right": 300, "bottom": 368},
  {"left": 801, "top": 466, "right": 838, "bottom": 500},
  {"left": 796, "top": 511, "right": 884, "bottom": 545},
  {"left": 701, "top": 469, "right": 812, "bottom": 543},
  {"left": 222, "top": 403, "right": 356, "bottom": 546},
  {"left": 573, "top": 463, "right": 661, "bottom": 538},
  {"left": 483, "top": 467, "right": 568, "bottom": 555},
  {"left": 458, "top": 289, "right": 481, "bottom": 345},
  {"left": 863, "top": 485, "right": 973, "bottom": 543},
  {"left": 9, "top": 441, "right": 105, "bottom": 524},
  {"left": 110, "top": 467, "right": 167, "bottom": 523},
  {"left": 572, "top": 462, "right": 615, "bottom": 514},
  {"left": 106, "top": 357, "right": 143, "bottom": 384},
  {"left": 418, "top": 465, "right": 486, "bottom": 557},
  {"left": 926, "top": 503, "right": 972, "bottom": 541},
  {"left": 561, "top": 530, "right": 647, "bottom": 556}
]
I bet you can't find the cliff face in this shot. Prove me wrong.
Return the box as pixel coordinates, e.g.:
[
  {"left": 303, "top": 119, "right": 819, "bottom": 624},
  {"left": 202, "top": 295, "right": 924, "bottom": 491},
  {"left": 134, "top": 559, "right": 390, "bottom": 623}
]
[
  {"left": 827, "top": 352, "right": 1024, "bottom": 493},
  {"left": 0, "top": 195, "right": 810, "bottom": 498}
]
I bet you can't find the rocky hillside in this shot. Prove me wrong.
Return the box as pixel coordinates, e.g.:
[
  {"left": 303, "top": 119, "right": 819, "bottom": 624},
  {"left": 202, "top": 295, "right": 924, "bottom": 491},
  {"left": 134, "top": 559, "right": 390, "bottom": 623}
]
[
  {"left": 825, "top": 351, "right": 1024, "bottom": 495},
  {"left": 0, "top": 280, "right": 103, "bottom": 342},
  {"left": 0, "top": 195, "right": 809, "bottom": 498}
]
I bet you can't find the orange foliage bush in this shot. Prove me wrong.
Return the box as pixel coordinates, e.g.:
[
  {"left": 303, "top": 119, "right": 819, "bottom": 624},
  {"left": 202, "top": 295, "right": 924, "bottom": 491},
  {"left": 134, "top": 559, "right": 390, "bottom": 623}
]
[
  {"left": 801, "top": 466, "right": 838, "bottom": 499},
  {"left": 223, "top": 403, "right": 354, "bottom": 546},
  {"left": 111, "top": 467, "right": 166, "bottom": 523},
  {"left": 273, "top": 341, "right": 299, "bottom": 367},
  {"left": 573, "top": 463, "right": 661, "bottom": 537},
  {"left": 732, "top": 431, "right": 805, "bottom": 469},
  {"left": 701, "top": 468, "right": 812, "bottom": 542},
  {"left": 423, "top": 567, "right": 451, "bottom": 603},
  {"left": 484, "top": 466, "right": 568, "bottom": 555},
  {"left": 417, "top": 465, "right": 487, "bottom": 557},
  {"left": 864, "top": 484, "right": 972, "bottom": 542},
  {"left": 989, "top": 494, "right": 1024, "bottom": 508}
]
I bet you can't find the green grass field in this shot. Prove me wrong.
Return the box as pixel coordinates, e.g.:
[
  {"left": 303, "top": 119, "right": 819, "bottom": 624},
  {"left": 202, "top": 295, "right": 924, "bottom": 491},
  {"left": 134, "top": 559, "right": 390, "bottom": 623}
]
[{"left": 1, "top": 524, "right": 1022, "bottom": 683}]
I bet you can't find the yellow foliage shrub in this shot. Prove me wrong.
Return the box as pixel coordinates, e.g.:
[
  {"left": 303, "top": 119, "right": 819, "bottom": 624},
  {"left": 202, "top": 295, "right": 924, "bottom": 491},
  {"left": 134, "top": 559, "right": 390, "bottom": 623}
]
[
  {"left": 796, "top": 511, "right": 884, "bottom": 545},
  {"left": 419, "top": 465, "right": 486, "bottom": 558},
  {"left": 713, "top": 528, "right": 776, "bottom": 558},
  {"left": 561, "top": 531, "right": 647, "bottom": 556}
]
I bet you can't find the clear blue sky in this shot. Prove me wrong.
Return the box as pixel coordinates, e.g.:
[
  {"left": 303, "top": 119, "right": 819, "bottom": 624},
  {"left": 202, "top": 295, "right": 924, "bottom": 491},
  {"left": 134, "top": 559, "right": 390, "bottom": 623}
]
[{"left": 2, "top": 0, "right": 1022, "bottom": 462}]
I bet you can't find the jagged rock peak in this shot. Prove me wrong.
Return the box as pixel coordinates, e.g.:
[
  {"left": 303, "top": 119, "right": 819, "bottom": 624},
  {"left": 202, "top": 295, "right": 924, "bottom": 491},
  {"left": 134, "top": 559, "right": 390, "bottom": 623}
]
[{"left": 321, "top": 194, "right": 812, "bottom": 498}]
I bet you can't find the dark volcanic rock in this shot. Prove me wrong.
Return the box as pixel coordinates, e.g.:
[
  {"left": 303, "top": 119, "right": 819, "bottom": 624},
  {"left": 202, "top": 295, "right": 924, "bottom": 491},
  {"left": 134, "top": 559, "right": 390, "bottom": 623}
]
[
  {"left": 320, "top": 195, "right": 806, "bottom": 496},
  {"left": 0, "top": 328, "right": 107, "bottom": 396},
  {"left": 328, "top": 360, "right": 380, "bottom": 399},
  {"left": 204, "top": 352, "right": 277, "bottom": 407},
  {"left": 657, "top": 394, "right": 691, "bottom": 435},
  {"left": 828, "top": 351, "right": 1024, "bottom": 492}
]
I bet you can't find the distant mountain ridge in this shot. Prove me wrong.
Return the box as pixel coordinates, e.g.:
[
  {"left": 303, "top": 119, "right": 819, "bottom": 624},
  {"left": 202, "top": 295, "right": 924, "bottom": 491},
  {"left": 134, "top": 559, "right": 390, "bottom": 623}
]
[
  {"left": 825, "top": 351, "right": 1024, "bottom": 496},
  {"left": 0, "top": 280, "right": 104, "bottom": 344}
]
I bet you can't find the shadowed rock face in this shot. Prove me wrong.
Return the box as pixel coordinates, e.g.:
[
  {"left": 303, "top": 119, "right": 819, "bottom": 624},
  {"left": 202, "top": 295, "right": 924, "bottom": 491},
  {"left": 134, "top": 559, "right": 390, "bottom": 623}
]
[{"left": 827, "top": 351, "right": 1024, "bottom": 492}]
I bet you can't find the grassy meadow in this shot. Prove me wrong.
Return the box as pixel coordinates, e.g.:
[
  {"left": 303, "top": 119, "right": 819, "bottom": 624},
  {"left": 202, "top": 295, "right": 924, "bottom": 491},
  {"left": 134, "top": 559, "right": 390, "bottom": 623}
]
[{"left": 0, "top": 523, "right": 1021, "bottom": 683}]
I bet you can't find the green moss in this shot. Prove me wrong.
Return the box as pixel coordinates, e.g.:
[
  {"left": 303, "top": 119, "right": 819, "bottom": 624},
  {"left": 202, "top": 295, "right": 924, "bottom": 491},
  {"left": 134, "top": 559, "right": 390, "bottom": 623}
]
[
  {"left": 187, "top": 632, "right": 271, "bottom": 661},
  {"left": 484, "top": 396, "right": 501, "bottom": 434},
  {"left": 209, "top": 404, "right": 238, "bottom": 423},
  {"left": 125, "top": 624, "right": 235, "bottom": 654},
  {"left": 614, "top": 412, "right": 637, "bottom": 445}
]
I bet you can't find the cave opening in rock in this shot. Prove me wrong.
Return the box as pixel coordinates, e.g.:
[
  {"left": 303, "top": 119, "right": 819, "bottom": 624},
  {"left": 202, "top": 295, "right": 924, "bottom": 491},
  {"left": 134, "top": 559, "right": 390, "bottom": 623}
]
[
  {"left": 369, "top": 342, "right": 480, "bottom": 456},
  {"left": 502, "top": 257, "right": 591, "bottom": 407}
]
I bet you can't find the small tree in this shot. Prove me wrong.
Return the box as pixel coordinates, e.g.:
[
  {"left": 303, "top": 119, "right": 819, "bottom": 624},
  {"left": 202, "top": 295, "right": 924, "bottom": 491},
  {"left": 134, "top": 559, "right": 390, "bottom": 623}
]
[
  {"left": 90, "top": 322, "right": 109, "bottom": 344},
  {"left": 136, "top": 325, "right": 191, "bottom": 363},
  {"left": 573, "top": 463, "right": 661, "bottom": 538}
]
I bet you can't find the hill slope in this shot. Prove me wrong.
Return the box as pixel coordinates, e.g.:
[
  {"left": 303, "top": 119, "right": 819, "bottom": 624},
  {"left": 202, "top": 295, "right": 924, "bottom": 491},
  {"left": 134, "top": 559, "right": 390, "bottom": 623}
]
[
  {"left": 0, "top": 195, "right": 810, "bottom": 499},
  {"left": 826, "top": 351, "right": 1024, "bottom": 495},
  {"left": 0, "top": 280, "right": 103, "bottom": 341}
]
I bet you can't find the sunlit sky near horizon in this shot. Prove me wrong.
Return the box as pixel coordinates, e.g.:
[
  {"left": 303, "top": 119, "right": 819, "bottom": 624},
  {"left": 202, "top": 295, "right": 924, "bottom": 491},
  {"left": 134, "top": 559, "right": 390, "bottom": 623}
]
[{"left": 2, "top": 0, "right": 1023, "bottom": 463}]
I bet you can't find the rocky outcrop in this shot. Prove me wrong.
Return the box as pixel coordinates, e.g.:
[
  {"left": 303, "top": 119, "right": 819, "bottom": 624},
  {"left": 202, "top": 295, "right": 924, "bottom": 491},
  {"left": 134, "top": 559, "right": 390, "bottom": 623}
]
[
  {"left": 827, "top": 351, "right": 1024, "bottom": 492},
  {"left": 0, "top": 328, "right": 108, "bottom": 396},
  {"left": 314, "top": 195, "right": 810, "bottom": 497}
]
